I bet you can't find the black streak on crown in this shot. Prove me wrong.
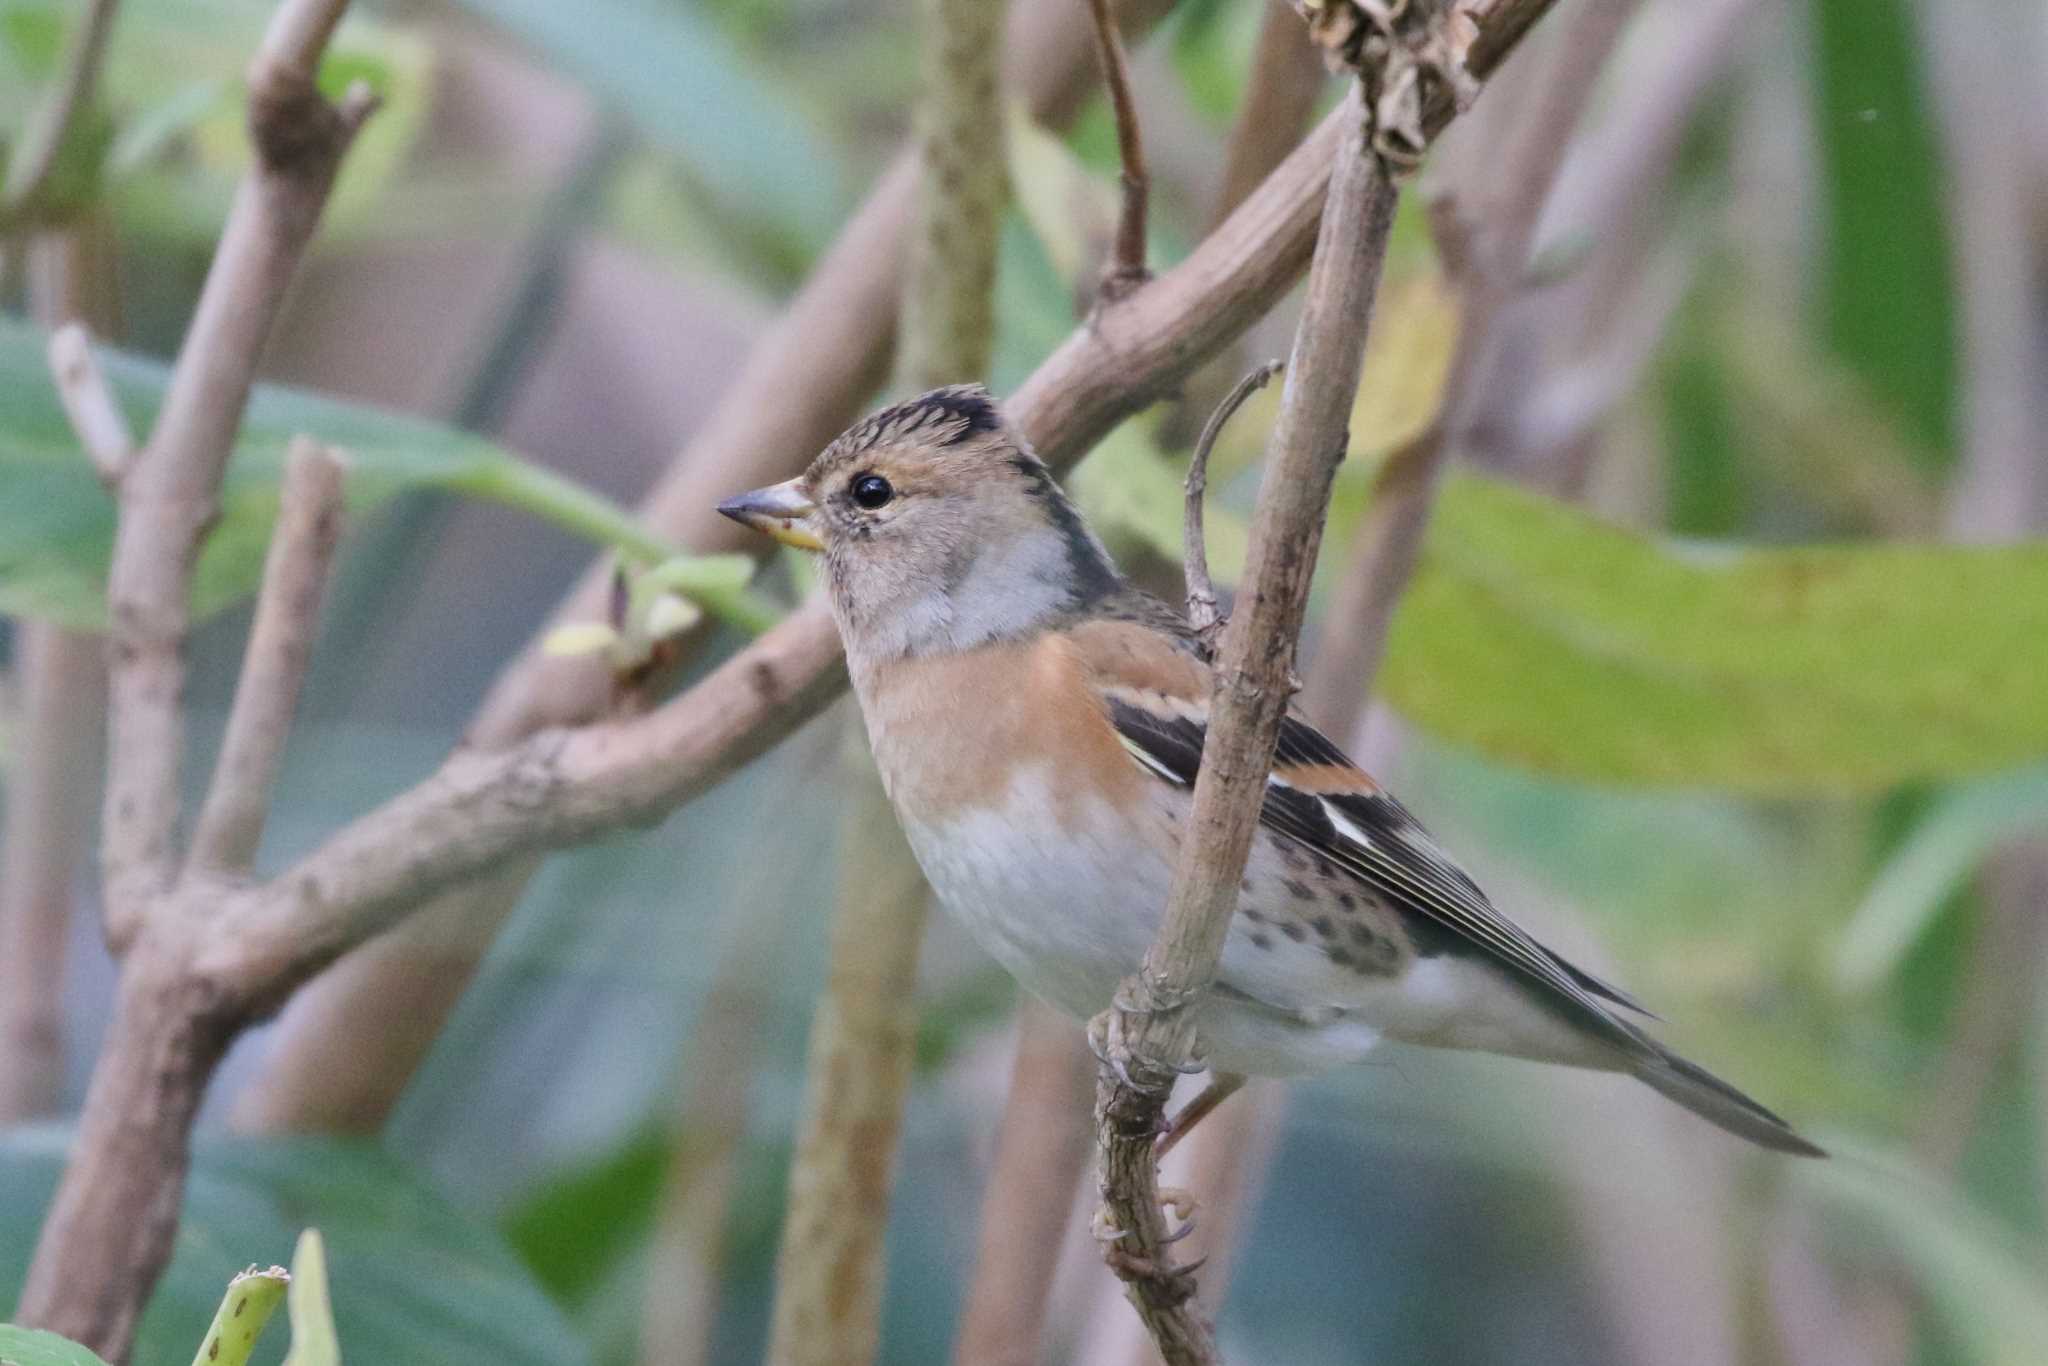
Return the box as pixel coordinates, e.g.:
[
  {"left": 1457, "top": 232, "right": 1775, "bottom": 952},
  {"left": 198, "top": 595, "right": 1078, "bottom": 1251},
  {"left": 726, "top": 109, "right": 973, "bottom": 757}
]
[{"left": 919, "top": 384, "right": 1003, "bottom": 440}]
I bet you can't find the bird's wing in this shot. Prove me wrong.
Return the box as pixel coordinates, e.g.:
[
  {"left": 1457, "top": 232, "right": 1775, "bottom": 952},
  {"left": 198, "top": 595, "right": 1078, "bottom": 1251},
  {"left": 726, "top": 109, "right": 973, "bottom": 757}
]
[{"left": 1064, "top": 613, "right": 1656, "bottom": 1045}]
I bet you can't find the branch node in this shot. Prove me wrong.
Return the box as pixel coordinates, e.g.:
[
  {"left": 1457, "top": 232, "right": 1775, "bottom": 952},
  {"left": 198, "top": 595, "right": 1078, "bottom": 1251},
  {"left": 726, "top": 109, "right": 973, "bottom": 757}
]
[{"left": 1296, "top": 0, "right": 1492, "bottom": 173}]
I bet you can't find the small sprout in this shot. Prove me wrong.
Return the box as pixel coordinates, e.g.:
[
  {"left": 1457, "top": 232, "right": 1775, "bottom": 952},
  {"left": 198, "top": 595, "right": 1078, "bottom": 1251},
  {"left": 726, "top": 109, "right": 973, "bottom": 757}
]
[
  {"left": 544, "top": 560, "right": 716, "bottom": 687},
  {"left": 541, "top": 622, "right": 624, "bottom": 660},
  {"left": 642, "top": 591, "right": 702, "bottom": 640}
]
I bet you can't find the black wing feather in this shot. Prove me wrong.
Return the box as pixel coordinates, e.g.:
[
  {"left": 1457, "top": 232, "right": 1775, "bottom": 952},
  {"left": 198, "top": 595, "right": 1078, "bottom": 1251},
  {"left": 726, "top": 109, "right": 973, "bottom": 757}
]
[{"left": 1103, "top": 702, "right": 1657, "bottom": 1043}]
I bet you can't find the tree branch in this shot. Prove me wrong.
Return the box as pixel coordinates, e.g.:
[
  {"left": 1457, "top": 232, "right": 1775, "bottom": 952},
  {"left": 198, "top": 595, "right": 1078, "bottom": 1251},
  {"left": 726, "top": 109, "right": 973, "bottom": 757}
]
[
  {"left": 899, "top": 0, "right": 1008, "bottom": 387},
  {"left": 15, "top": 1, "right": 374, "bottom": 1355},
  {"left": 1210, "top": 0, "right": 1329, "bottom": 228},
  {"left": 949, "top": 999, "right": 1098, "bottom": 1366},
  {"left": 97, "top": 0, "right": 374, "bottom": 949},
  {"left": 1086, "top": 0, "right": 1150, "bottom": 295},
  {"left": 188, "top": 439, "right": 346, "bottom": 874},
  {"left": 1090, "top": 88, "right": 1397, "bottom": 1363},
  {"left": 1089, "top": 6, "right": 1567, "bottom": 1359},
  {"left": 765, "top": 745, "right": 931, "bottom": 1366}
]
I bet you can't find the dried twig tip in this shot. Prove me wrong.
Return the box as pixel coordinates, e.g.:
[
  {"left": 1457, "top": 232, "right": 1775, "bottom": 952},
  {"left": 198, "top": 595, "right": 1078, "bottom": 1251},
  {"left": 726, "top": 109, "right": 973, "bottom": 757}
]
[
  {"left": 1183, "top": 360, "right": 1282, "bottom": 645},
  {"left": 47, "top": 322, "right": 136, "bottom": 487}
]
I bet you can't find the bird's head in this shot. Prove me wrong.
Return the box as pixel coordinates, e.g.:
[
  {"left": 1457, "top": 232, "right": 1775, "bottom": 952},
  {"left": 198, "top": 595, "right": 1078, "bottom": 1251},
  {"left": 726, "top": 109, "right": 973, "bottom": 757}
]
[{"left": 718, "top": 385, "right": 1120, "bottom": 662}]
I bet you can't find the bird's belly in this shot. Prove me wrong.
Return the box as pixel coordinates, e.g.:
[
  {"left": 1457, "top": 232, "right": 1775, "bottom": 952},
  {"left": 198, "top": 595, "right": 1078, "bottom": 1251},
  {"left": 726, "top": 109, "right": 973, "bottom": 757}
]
[{"left": 898, "top": 764, "right": 1166, "bottom": 1022}]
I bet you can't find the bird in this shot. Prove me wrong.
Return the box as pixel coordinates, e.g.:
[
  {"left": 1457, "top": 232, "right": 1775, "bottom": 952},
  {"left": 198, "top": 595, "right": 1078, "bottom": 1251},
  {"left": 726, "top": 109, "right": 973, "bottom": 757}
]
[{"left": 718, "top": 384, "right": 1822, "bottom": 1158}]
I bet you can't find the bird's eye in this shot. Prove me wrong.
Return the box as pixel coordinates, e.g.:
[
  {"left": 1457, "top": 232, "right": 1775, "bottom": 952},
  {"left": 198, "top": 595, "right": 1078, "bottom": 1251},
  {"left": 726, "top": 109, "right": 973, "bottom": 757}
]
[{"left": 850, "top": 473, "right": 894, "bottom": 510}]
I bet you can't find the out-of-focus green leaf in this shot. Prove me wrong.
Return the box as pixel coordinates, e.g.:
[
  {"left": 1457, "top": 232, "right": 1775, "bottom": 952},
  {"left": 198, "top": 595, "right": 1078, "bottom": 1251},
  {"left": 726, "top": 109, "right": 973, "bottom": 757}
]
[
  {"left": 0, "top": 1131, "right": 588, "bottom": 1366},
  {"left": 1718, "top": 299, "right": 1941, "bottom": 536},
  {"left": 187, "top": 1265, "right": 288, "bottom": 1366},
  {"left": 0, "top": 1326, "right": 111, "bottom": 1366},
  {"left": 279, "top": 1231, "right": 337, "bottom": 1366},
  {"left": 452, "top": 0, "right": 846, "bottom": 262},
  {"left": 1832, "top": 767, "right": 2048, "bottom": 994},
  {"left": 1809, "top": 0, "right": 1956, "bottom": 467},
  {"left": 1, "top": 0, "right": 433, "bottom": 241},
  {"left": 1799, "top": 1139, "right": 2048, "bottom": 1366},
  {"left": 0, "top": 318, "right": 719, "bottom": 631},
  {"left": 1006, "top": 106, "right": 1117, "bottom": 296},
  {"left": 1380, "top": 475, "right": 2048, "bottom": 793}
]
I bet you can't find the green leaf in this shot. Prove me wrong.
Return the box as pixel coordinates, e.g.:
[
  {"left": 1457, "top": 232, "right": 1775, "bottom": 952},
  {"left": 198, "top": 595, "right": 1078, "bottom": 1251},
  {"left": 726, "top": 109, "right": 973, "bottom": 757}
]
[
  {"left": 0, "top": 1130, "right": 589, "bottom": 1366},
  {"left": 1378, "top": 475, "right": 2048, "bottom": 794},
  {"left": 186, "top": 1265, "right": 288, "bottom": 1366},
  {"left": 1809, "top": 0, "right": 1956, "bottom": 466},
  {"left": 1799, "top": 1139, "right": 2048, "bottom": 1366},
  {"left": 0, "top": 0, "right": 433, "bottom": 241},
  {"left": 0, "top": 1325, "right": 112, "bottom": 1366},
  {"left": 279, "top": 1231, "right": 337, "bottom": 1366},
  {"left": 1832, "top": 766, "right": 2048, "bottom": 994},
  {"left": 0, "top": 317, "right": 735, "bottom": 631}
]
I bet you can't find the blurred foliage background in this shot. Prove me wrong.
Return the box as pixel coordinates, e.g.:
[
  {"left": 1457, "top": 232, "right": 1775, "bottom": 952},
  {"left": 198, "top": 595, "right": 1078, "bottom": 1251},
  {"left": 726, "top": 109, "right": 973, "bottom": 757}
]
[{"left": 3, "top": 0, "right": 2047, "bottom": 1363}]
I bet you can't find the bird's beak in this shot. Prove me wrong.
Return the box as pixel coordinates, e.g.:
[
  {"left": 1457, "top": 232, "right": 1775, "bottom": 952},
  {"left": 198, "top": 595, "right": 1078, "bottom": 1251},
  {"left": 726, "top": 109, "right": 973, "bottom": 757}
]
[{"left": 717, "top": 478, "right": 823, "bottom": 551}]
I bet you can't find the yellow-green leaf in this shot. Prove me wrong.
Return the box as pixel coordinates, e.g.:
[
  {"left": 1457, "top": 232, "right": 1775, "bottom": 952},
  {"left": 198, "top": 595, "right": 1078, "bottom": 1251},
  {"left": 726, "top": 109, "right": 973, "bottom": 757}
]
[
  {"left": 1379, "top": 474, "right": 2048, "bottom": 793},
  {"left": 281, "top": 1230, "right": 338, "bottom": 1366}
]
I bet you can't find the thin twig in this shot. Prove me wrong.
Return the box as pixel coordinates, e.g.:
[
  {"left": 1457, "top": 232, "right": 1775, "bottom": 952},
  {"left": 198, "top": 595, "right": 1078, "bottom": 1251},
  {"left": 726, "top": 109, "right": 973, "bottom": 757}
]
[
  {"left": 0, "top": 0, "right": 122, "bottom": 224},
  {"left": 189, "top": 439, "right": 346, "bottom": 874},
  {"left": 46, "top": 323, "right": 135, "bottom": 485},
  {"left": 1085, "top": 0, "right": 1150, "bottom": 296},
  {"left": 1090, "top": 88, "right": 1397, "bottom": 1364},
  {"left": 1183, "top": 361, "right": 1281, "bottom": 644}
]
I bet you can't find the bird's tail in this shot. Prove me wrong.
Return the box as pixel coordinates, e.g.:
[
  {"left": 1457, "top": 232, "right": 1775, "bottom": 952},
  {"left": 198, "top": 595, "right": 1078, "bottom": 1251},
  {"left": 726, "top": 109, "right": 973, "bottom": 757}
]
[{"left": 1631, "top": 1045, "right": 1825, "bottom": 1157}]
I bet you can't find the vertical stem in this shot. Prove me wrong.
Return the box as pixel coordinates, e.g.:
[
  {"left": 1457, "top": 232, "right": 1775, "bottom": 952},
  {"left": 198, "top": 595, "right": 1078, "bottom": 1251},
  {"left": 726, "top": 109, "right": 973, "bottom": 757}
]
[
  {"left": 13, "top": 947, "right": 239, "bottom": 1358},
  {"left": 768, "top": 2, "right": 1007, "bottom": 1358},
  {"left": 765, "top": 741, "right": 931, "bottom": 1366},
  {"left": 1092, "top": 88, "right": 1398, "bottom": 1364},
  {"left": 950, "top": 999, "right": 1098, "bottom": 1366},
  {"left": 899, "top": 0, "right": 1008, "bottom": 386},
  {"left": 0, "top": 623, "right": 105, "bottom": 1119}
]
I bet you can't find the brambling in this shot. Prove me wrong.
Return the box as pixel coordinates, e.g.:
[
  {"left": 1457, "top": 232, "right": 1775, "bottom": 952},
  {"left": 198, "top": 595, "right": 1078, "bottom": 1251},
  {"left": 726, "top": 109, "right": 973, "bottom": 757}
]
[{"left": 719, "top": 385, "right": 1821, "bottom": 1157}]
